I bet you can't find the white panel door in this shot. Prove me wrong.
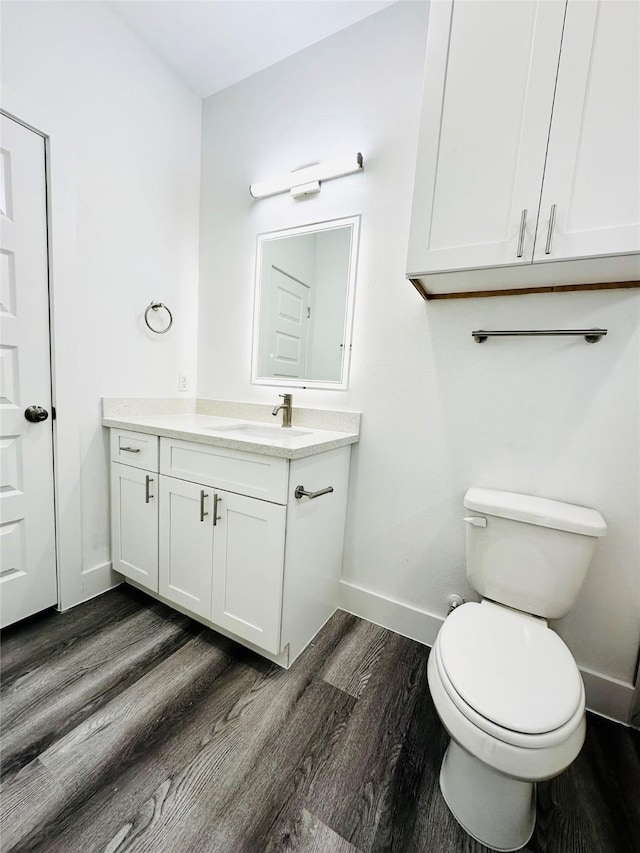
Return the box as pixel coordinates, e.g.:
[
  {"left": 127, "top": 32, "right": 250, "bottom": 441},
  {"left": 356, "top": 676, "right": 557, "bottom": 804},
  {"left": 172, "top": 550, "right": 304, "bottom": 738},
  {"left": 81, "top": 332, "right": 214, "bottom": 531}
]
[
  {"left": 211, "top": 489, "right": 285, "bottom": 654},
  {"left": 0, "top": 115, "right": 56, "bottom": 628},
  {"left": 159, "top": 475, "right": 213, "bottom": 619},
  {"left": 534, "top": 0, "right": 640, "bottom": 262},
  {"left": 266, "top": 267, "right": 310, "bottom": 379},
  {"left": 407, "top": 0, "right": 566, "bottom": 274},
  {"left": 111, "top": 462, "right": 158, "bottom": 591}
]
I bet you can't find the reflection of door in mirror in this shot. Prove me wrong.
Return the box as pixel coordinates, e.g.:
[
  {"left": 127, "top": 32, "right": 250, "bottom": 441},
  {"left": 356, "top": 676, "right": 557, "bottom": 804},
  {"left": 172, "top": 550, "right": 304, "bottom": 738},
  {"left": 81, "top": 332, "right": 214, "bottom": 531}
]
[
  {"left": 253, "top": 216, "right": 360, "bottom": 390},
  {"left": 258, "top": 231, "right": 316, "bottom": 380},
  {"left": 265, "top": 265, "right": 311, "bottom": 379}
]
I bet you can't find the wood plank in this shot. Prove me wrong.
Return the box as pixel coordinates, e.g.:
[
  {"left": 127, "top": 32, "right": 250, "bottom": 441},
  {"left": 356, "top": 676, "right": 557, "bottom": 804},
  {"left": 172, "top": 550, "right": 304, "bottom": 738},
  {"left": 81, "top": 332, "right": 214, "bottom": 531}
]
[
  {"left": 2, "top": 588, "right": 639, "bottom": 853},
  {"left": 321, "top": 618, "right": 388, "bottom": 698},
  {"left": 187, "top": 680, "right": 357, "bottom": 851},
  {"left": 285, "top": 632, "right": 429, "bottom": 851},
  {"left": 0, "top": 586, "right": 144, "bottom": 688},
  {"left": 84, "top": 612, "right": 354, "bottom": 852},
  {"left": 0, "top": 606, "right": 197, "bottom": 778},
  {"left": 416, "top": 280, "right": 640, "bottom": 301},
  {"left": 0, "top": 633, "right": 235, "bottom": 851},
  {"left": 21, "top": 648, "right": 266, "bottom": 853},
  {"left": 274, "top": 809, "right": 361, "bottom": 853},
  {"left": 370, "top": 647, "right": 441, "bottom": 852}
]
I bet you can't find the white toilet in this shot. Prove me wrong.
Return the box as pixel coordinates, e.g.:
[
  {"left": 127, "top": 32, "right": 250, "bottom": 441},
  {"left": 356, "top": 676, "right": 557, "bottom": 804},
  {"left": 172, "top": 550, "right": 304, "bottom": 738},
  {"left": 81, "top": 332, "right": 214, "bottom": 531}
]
[{"left": 428, "top": 487, "right": 606, "bottom": 852}]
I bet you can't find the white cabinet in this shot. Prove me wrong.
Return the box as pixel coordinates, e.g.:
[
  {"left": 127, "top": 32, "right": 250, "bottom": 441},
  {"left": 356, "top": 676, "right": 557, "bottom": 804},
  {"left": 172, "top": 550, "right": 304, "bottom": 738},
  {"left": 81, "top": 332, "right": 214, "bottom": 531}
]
[
  {"left": 211, "top": 488, "right": 286, "bottom": 652},
  {"left": 158, "top": 476, "right": 214, "bottom": 619},
  {"left": 159, "top": 476, "right": 286, "bottom": 652},
  {"left": 407, "top": 0, "right": 640, "bottom": 297},
  {"left": 110, "top": 430, "right": 159, "bottom": 592},
  {"left": 109, "top": 428, "right": 352, "bottom": 666},
  {"left": 534, "top": 0, "right": 640, "bottom": 262}
]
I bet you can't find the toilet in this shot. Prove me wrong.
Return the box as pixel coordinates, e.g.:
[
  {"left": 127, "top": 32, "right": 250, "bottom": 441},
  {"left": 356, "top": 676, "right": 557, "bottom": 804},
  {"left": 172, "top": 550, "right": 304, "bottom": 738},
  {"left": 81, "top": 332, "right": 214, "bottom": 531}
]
[{"left": 428, "top": 487, "right": 606, "bottom": 852}]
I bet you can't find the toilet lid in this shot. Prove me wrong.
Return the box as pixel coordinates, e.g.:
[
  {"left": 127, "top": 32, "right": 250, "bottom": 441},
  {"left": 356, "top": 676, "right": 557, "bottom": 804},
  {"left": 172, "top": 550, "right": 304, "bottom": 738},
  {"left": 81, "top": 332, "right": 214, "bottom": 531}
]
[{"left": 438, "top": 602, "right": 583, "bottom": 735}]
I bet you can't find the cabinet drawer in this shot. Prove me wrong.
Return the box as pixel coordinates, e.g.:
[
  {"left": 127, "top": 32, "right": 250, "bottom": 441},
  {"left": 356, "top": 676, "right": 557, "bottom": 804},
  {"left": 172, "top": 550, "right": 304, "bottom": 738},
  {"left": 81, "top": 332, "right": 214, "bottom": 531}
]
[
  {"left": 160, "top": 438, "right": 288, "bottom": 504},
  {"left": 110, "top": 429, "right": 159, "bottom": 472}
]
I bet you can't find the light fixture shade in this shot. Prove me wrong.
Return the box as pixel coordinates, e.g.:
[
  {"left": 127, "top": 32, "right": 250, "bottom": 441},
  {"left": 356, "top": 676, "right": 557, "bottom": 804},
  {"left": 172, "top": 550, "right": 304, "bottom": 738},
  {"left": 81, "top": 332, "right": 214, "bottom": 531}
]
[{"left": 249, "top": 153, "right": 363, "bottom": 199}]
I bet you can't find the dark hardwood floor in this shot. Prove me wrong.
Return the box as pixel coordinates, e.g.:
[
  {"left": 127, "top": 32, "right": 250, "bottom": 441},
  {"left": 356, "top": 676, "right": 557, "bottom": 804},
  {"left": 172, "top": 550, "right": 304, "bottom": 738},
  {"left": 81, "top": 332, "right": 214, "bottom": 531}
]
[{"left": 1, "top": 586, "right": 639, "bottom": 853}]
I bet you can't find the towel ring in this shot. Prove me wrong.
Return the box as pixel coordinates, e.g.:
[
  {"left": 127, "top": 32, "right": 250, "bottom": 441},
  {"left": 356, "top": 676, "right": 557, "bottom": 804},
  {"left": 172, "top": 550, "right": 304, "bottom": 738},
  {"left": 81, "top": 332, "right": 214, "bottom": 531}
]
[{"left": 144, "top": 301, "right": 173, "bottom": 334}]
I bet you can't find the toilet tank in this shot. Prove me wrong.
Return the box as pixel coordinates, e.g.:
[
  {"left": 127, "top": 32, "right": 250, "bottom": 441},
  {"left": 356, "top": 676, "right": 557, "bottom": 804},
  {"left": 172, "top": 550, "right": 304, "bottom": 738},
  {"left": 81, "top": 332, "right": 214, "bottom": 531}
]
[{"left": 463, "top": 488, "right": 607, "bottom": 619}]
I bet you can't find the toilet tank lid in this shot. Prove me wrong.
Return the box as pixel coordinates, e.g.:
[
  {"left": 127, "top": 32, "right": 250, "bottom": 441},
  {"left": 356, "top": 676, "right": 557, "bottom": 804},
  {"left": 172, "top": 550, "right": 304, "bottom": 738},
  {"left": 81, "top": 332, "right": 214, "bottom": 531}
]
[{"left": 464, "top": 488, "right": 607, "bottom": 537}]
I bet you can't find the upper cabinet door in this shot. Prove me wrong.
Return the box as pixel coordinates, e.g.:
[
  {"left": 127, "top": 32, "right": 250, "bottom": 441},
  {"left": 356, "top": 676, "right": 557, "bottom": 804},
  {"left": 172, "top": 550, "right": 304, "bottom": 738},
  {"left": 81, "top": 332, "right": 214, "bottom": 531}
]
[
  {"left": 534, "top": 0, "right": 640, "bottom": 262},
  {"left": 407, "top": 0, "right": 566, "bottom": 275}
]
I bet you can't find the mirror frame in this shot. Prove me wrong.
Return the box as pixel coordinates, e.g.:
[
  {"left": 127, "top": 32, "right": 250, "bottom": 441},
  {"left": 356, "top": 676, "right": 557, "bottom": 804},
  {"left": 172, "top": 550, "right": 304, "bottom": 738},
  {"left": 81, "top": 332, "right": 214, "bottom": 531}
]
[{"left": 251, "top": 214, "right": 361, "bottom": 390}]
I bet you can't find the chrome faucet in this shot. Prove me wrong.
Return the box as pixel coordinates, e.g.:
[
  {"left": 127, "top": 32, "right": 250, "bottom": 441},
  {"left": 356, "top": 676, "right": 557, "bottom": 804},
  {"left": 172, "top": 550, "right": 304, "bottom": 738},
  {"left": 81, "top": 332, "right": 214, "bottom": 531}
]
[{"left": 272, "top": 393, "right": 292, "bottom": 427}]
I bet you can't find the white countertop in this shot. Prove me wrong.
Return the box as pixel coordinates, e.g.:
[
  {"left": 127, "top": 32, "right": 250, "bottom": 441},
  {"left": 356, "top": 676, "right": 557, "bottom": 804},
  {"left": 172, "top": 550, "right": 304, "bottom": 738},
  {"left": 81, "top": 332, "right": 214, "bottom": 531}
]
[{"left": 103, "top": 413, "right": 359, "bottom": 459}]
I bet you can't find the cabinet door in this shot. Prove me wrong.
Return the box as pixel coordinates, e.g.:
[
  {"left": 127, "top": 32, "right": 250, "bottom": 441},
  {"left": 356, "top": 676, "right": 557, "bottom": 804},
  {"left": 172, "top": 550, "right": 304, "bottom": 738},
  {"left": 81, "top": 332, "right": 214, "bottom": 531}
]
[
  {"left": 534, "top": 0, "right": 640, "bottom": 262},
  {"left": 111, "top": 462, "right": 158, "bottom": 591},
  {"left": 159, "top": 475, "right": 213, "bottom": 619},
  {"left": 407, "top": 0, "right": 566, "bottom": 274},
  {"left": 211, "top": 490, "right": 286, "bottom": 654}
]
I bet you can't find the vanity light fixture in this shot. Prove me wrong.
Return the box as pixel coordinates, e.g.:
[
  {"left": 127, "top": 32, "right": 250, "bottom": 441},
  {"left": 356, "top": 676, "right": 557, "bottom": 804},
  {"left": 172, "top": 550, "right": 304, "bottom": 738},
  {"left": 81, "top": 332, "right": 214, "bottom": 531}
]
[{"left": 249, "top": 153, "right": 363, "bottom": 200}]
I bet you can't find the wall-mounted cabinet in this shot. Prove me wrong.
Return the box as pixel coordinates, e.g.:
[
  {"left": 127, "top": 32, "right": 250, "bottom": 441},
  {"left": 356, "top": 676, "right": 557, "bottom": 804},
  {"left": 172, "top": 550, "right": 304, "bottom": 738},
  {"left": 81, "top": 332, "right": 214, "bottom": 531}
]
[
  {"left": 406, "top": 0, "right": 640, "bottom": 299},
  {"left": 109, "top": 428, "right": 352, "bottom": 667}
]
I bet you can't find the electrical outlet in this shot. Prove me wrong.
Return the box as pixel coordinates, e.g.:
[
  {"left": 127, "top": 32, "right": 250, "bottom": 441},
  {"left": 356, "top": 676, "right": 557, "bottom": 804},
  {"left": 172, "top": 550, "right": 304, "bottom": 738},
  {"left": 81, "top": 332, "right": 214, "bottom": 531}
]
[{"left": 178, "top": 372, "right": 192, "bottom": 393}]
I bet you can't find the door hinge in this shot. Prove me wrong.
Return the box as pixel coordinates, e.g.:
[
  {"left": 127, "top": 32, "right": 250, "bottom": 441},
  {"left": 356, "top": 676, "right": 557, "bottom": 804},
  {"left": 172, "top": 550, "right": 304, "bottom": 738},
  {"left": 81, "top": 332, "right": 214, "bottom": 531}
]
[{"left": 51, "top": 406, "right": 57, "bottom": 420}]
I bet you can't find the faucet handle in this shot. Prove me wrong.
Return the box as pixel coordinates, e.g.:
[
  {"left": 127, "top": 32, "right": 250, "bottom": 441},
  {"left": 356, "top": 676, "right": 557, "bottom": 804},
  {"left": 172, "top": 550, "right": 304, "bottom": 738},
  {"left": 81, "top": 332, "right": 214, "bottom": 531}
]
[{"left": 280, "top": 393, "right": 292, "bottom": 401}]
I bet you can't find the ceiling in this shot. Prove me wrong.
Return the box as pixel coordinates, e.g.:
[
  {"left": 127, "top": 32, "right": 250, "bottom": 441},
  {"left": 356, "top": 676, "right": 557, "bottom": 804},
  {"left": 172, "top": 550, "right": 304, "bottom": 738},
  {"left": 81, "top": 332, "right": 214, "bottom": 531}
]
[{"left": 108, "top": 1, "right": 398, "bottom": 98}]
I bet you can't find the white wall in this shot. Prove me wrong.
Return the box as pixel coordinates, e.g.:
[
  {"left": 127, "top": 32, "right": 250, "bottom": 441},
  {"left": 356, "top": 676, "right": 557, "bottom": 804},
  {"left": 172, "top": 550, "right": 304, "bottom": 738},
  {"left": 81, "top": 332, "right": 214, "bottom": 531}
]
[
  {"left": 312, "top": 228, "right": 352, "bottom": 381},
  {"left": 1, "top": 1, "right": 201, "bottom": 599},
  {"left": 198, "top": 1, "right": 640, "bottom": 697}
]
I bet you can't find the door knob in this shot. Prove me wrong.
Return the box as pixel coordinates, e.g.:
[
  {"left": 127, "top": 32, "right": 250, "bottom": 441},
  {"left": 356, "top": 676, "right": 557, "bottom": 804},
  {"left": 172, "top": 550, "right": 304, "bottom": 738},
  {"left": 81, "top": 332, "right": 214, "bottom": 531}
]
[{"left": 24, "top": 405, "right": 49, "bottom": 423}]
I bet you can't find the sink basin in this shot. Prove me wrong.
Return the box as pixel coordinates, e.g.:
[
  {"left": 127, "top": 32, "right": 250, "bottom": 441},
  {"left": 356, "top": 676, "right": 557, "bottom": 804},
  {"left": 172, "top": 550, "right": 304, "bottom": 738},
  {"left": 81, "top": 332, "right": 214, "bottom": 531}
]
[{"left": 204, "top": 423, "right": 312, "bottom": 440}]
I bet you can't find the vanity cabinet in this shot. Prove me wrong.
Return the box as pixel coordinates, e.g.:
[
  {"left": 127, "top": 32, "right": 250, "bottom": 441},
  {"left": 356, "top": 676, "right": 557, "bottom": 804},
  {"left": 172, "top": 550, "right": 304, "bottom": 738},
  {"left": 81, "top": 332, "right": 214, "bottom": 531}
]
[
  {"left": 407, "top": 0, "right": 640, "bottom": 297},
  {"left": 159, "top": 475, "right": 286, "bottom": 652},
  {"left": 110, "top": 432, "right": 159, "bottom": 591},
  {"left": 109, "top": 428, "right": 352, "bottom": 666}
]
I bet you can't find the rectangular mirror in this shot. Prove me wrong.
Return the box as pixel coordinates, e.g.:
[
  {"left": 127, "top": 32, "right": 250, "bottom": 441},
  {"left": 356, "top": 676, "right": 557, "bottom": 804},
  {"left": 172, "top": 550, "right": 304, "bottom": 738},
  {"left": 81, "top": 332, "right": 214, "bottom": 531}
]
[{"left": 251, "top": 215, "right": 360, "bottom": 390}]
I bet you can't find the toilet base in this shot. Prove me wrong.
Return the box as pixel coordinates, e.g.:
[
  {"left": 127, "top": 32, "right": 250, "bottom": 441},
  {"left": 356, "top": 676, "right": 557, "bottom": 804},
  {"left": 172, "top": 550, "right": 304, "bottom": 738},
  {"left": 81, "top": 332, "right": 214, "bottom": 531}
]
[{"left": 439, "top": 740, "right": 536, "bottom": 852}]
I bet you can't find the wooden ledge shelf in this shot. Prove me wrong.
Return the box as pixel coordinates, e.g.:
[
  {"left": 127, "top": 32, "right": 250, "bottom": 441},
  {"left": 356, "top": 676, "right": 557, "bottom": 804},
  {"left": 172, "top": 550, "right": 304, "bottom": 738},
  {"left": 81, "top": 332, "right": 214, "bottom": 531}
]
[{"left": 409, "top": 279, "right": 640, "bottom": 302}]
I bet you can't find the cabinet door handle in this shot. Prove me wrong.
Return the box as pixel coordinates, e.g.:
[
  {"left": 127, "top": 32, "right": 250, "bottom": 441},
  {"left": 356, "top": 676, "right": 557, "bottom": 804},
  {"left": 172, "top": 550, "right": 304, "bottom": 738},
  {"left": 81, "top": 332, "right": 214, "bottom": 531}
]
[
  {"left": 200, "top": 490, "right": 209, "bottom": 522},
  {"left": 545, "top": 203, "right": 557, "bottom": 255},
  {"left": 120, "top": 446, "right": 141, "bottom": 453},
  {"left": 213, "top": 493, "right": 222, "bottom": 526},
  {"left": 516, "top": 209, "right": 527, "bottom": 258},
  {"left": 145, "top": 475, "right": 154, "bottom": 504}
]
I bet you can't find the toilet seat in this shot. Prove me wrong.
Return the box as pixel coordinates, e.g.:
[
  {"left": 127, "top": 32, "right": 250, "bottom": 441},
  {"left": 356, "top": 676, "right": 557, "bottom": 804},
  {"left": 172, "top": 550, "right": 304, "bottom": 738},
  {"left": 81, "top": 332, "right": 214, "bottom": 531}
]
[{"left": 436, "top": 601, "right": 585, "bottom": 748}]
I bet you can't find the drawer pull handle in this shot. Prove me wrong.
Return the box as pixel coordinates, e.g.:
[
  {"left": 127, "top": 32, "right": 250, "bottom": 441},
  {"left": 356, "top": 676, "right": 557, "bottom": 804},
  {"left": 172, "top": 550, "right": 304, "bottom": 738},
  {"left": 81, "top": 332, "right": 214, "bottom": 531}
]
[
  {"left": 200, "top": 490, "right": 209, "bottom": 522},
  {"left": 294, "top": 485, "right": 334, "bottom": 500},
  {"left": 120, "top": 446, "right": 141, "bottom": 453},
  {"left": 516, "top": 208, "right": 527, "bottom": 258},
  {"left": 145, "top": 475, "right": 154, "bottom": 504},
  {"left": 213, "top": 493, "right": 222, "bottom": 526}
]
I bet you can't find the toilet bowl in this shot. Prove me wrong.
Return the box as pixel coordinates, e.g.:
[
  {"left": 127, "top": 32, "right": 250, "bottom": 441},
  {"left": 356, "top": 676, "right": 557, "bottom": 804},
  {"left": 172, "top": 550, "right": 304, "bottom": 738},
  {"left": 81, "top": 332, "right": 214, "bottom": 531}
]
[
  {"left": 429, "top": 488, "right": 606, "bottom": 851},
  {"left": 428, "top": 601, "right": 586, "bottom": 851}
]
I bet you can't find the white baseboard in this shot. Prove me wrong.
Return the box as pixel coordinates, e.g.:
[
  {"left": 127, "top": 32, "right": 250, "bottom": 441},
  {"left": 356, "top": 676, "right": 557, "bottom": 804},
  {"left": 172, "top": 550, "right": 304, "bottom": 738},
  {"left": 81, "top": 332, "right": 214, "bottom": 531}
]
[
  {"left": 579, "top": 666, "right": 636, "bottom": 726},
  {"left": 339, "top": 579, "right": 443, "bottom": 647},
  {"left": 338, "top": 579, "right": 635, "bottom": 725},
  {"left": 80, "top": 561, "right": 123, "bottom": 602}
]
